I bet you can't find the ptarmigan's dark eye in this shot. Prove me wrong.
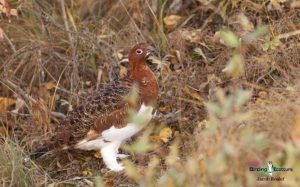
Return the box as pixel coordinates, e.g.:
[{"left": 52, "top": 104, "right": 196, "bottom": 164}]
[{"left": 136, "top": 49, "right": 143, "bottom": 55}]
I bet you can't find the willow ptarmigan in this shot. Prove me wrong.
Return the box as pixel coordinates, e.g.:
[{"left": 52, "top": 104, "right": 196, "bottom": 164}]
[{"left": 32, "top": 43, "right": 159, "bottom": 171}]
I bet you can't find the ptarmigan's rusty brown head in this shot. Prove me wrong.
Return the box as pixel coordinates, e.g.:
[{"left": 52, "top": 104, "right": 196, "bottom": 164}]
[{"left": 128, "top": 43, "right": 157, "bottom": 64}]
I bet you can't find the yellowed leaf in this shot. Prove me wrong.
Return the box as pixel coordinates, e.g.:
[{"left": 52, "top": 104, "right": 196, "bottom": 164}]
[
  {"left": 43, "top": 81, "right": 56, "bottom": 90},
  {"left": 158, "top": 105, "right": 172, "bottom": 113},
  {"left": 82, "top": 169, "right": 93, "bottom": 177},
  {"left": 183, "top": 86, "right": 202, "bottom": 101},
  {"left": 119, "top": 65, "right": 128, "bottom": 78},
  {"left": 94, "top": 150, "right": 101, "bottom": 159},
  {"left": 258, "top": 91, "right": 268, "bottom": 98},
  {"left": 0, "top": 97, "right": 16, "bottom": 113},
  {"left": 150, "top": 135, "right": 161, "bottom": 143},
  {"left": 159, "top": 127, "right": 172, "bottom": 143},
  {"left": 116, "top": 50, "right": 124, "bottom": 60},
  {"left": 10, "top": 8, "right": 17, "bottom": 17},
  {"left": 163, "top": 15, "right": 182, "bottom": 30},
  {"left": 11, "top": 97, "right": 25, "bottom": 113},
  {"left": 66, "top": 7, "right": 76, "bottom": 31}
]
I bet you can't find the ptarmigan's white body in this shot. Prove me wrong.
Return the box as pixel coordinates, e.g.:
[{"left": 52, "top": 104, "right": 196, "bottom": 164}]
[{"left": 75, "top": 103, "right": 154, "bottom": 171}]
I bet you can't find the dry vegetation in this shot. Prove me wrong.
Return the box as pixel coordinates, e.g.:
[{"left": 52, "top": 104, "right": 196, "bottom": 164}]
[{"left": 1, "top": 0, "right": 300, "bottom": 186}]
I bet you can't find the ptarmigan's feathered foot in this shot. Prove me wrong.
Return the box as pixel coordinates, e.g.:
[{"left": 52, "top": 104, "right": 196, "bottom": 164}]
[{"left": 101, "top": 142, "right": 124, "bottom": 171}]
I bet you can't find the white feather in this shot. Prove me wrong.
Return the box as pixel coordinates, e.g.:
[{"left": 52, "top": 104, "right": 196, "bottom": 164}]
[
  {"left": 74, "top": 103, "right": 154, "bottom": 171},
  {"left": 102, "top": 103, "right": 154, "bottom": 141},
  {"left": 75, "top": 138, "right": 106, "bottom": 150},
  {"left": 101, "top": 141, "right": 124, "bottom": 171}
]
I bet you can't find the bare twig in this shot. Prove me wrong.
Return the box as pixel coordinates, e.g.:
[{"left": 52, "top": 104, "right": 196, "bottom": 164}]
[
  {"left": 1, "top": 79, "right": 66, "bottom": 119},
  {"left": 9, "top": 153, "right": 15, "bottom": 187},
  {"left": 40, "top": 9, "right": 112, "bottom": 50},
  {"left": 50, "top": 111, "right": 66, "bottom": 119},
  {"left": 59, "top": 0, "right": 79, "bottom": 93},
  {"left": 145, "top": 0, "right": 168, "bottom": 44},
  {"left": 60, "top": 0, "right": 73, "bottom": 47},
  {"left": 1, "top": 44, "right": 40, "bottom": 74},
  {"left": 277, "top": 30, "right": 300, "bottom": 39},
  {"left": 120, "top": 0, "right": 146, "bottom": 42},
  {"left": 3, "top": 31, "right": 17, "bottom": 53},
  {"left": 1, "top": 79, "right": 36, "bottom": 104}
]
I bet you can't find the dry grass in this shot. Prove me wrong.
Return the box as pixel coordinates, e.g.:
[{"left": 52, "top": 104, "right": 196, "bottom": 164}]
[{"left": 1, "top": 0, "right": 300, "bottom": 186}]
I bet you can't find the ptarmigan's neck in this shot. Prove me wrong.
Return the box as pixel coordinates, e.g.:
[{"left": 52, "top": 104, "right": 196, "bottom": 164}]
[{"left": 130, "top": 63, "right": 158, "bottom": 107}]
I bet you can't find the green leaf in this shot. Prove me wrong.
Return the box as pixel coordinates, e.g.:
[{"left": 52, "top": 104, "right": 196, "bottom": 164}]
[
  {"left": 123, "top": 128, "right": 153, "bottom": 153},
  {"left": 94, "top": 176, "right": 106, "bottom": 187},
  {"left": 220, "top": 30, "right": 240, "bottom": 48},
  {"left": 244, "top": 25, "right": 267, "bottom": 44},
  {"left": 270, "top": 37, "right": 281, "bottom": 50},
  {"left": 123, "top": 160, "right": 142, "bottom": 182},
  {"left": 262, "top": 40, "right": 271, "bottom": 51},
  {"left": 235, "top": 89, "right": 252, "bottom": 108},
  {"left": 219, "top": 0, "right": 229, "bottom": 20},
  {"left": 262, "top": 35, "right": 281, "bottom": 51},
  {"left": 222, "top": 54, "right": 244, "bottom": 77}
]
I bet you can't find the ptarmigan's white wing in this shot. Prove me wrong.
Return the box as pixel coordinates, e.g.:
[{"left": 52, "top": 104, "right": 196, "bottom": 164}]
[{"left": 101, "top": 103, "right": 154, "bottom": 142}]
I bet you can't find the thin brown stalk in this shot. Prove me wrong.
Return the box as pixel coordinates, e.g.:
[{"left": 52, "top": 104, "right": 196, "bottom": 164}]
[
  {"left": 3, "top": 31, "right": 16, "bottom": 53},
  {"left": 277, "top": 29, "right": 300, "bottom": 39},
  {"left": 60, "top": 0, "right": 73, "bottom": 47},
  {"left": 1, "top": 79, "right": 36, "bottom": 104},
  {"left": 1, "top": 79, "right": 66, "bottom": 119},
  {"left": 60, "top": 0, "right": 79, "bottom": 92}
]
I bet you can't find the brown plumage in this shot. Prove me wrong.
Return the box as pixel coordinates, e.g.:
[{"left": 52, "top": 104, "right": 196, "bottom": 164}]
[{"left": 31, "top": 43, "right": 159, "bottom": 171}]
